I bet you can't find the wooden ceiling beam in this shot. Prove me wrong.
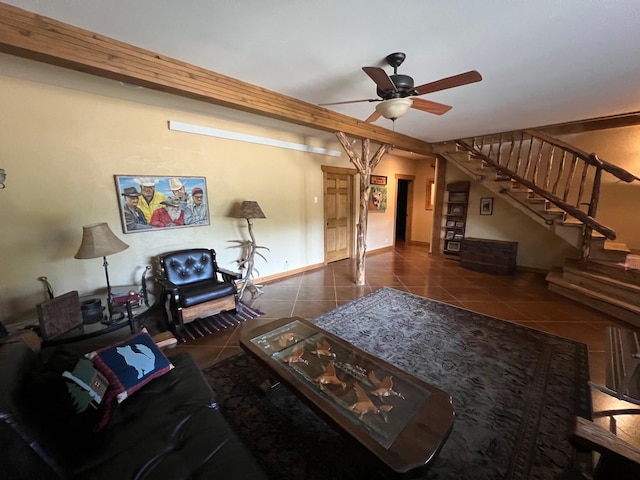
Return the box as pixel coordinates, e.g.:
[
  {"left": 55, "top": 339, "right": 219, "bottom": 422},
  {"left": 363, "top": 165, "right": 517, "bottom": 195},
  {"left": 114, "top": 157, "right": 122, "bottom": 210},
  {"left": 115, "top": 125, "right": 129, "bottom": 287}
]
[
  {"left": 538, "top": 111, "right": 640, "bottom": 136},
  {"left": 0, "top": 3, "right": 433, "bottom": 155}
]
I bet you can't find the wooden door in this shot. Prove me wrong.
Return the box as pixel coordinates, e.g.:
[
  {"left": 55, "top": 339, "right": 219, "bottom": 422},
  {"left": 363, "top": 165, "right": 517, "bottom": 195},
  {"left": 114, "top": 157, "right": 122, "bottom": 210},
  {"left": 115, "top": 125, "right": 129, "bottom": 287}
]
[{"left": 323, "top": 166, "right": 355, "bottom": 263}]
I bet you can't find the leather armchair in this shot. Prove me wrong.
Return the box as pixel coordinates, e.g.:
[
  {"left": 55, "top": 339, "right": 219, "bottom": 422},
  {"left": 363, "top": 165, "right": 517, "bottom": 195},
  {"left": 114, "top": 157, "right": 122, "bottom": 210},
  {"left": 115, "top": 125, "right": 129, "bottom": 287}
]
[{"left": 157, "top": 248, "right": 241, "bottom": 329}]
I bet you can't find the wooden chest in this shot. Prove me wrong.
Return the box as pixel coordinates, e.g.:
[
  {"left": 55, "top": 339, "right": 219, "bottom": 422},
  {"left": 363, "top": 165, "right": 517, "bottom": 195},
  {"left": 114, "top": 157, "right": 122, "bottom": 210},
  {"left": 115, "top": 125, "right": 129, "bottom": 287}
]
[{"left": 460, "top": 238, "right": 518, "bottom": 275}]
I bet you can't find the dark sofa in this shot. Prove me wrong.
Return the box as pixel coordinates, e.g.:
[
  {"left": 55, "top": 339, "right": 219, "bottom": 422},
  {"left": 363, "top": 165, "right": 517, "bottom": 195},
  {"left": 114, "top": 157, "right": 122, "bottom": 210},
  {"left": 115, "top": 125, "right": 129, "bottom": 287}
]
[{"left": 0, "top": 340, "right": 267, "bottom": 479}]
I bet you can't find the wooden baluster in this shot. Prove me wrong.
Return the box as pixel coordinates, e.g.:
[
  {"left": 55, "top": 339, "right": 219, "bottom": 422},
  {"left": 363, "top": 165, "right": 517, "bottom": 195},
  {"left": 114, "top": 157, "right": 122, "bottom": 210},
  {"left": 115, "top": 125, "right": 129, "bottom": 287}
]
[
  {"left": 531, "top": 141, "right": 546, "bottom": 186},
  {"left": 563, "top": 154, "right": 579, "bottom": 203},
  {"left": 520, "top": 136, "right": 534, "bottom": 178},
  {"left": 514, "top": 131, "right": 525, "bottom": 174},
  {"left": 576, "top": 162, "right": 590, "bottom": 209},
  {"left": 587, "top": 155, "right": 603, "bottom": 220},
  {"left": 495, "top": 133, "right": 503, "bottom": 166},
  {"left": 583, "top": 159, "right": 606, "bottom": 263},
  {"left": 524, "top": 138, "right": 540, "bottom": 181},
  {"left": 552, "top": 150, "right": 567, "bottom": 196},
  {"left": 581, "top": 157, "right": 602, "bottom": 262},
  {"left": 543, "top": 146, "right": 556, "bottom": 191},
  {"left": 505, "top": 133, "right": 516, "bottom": 171}
]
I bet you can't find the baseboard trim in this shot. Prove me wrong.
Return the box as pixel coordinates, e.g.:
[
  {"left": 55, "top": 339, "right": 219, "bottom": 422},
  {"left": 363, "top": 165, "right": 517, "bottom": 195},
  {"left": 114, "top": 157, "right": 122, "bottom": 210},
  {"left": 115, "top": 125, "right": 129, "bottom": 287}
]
[
  {"left": 407, "top": 241, "right": 430, "bottom": 247},
  {"left": 255, "top": 261, "right": 326, "bottom": 284},
  {"left": 255, "top": 247, "right": 393, "bottom": 285}
]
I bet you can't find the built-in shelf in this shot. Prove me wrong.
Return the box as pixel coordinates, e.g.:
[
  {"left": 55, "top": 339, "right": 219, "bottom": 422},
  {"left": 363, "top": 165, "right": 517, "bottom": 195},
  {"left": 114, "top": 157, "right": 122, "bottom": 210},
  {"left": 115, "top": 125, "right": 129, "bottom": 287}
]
[{"left": 442, "top": 181, "right": 470, "bottom": 256}]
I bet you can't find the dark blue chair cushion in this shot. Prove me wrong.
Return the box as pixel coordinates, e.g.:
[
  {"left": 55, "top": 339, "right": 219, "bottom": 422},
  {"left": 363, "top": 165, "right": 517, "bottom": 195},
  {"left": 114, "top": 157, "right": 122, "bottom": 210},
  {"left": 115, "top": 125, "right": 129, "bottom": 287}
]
[{"left": 177, "top": 280, "right": 237, "bottom": 308}]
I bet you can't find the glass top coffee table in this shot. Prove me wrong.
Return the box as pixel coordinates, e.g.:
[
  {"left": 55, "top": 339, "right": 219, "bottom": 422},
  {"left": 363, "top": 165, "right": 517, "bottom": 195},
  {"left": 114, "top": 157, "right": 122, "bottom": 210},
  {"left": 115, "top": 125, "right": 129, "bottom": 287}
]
[{"left": 240, "top": 316, "right": 455, "bottom": 473}]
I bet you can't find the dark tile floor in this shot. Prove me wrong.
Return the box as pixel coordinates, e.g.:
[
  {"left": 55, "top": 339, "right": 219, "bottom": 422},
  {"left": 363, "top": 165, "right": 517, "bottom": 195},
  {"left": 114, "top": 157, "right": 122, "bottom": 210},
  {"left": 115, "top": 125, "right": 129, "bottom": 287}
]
[{"left": 170, "top": 242, "right": 640, "bottom": 448}]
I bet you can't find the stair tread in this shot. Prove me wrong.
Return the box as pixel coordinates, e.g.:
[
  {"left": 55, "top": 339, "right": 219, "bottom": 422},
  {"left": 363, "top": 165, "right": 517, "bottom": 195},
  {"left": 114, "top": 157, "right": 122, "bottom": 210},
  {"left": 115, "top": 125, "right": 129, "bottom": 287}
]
[
  {"left": 561, "top": 265, "right": 640, "bottom": 292},
  {"left": 603, "top": 240, "right": 631, "bottom": 253},
  {"left": 568, "top": 257, "right": 638, "bottom": 270},
  {"left": 546, "top": 271, "right": 640, "bottom": 313},
  {"left": 620, "top": 254, "right": 640, "bottom": 269},
  {"left": 569, "top": 258, "right": 640, "bottom": 285}
]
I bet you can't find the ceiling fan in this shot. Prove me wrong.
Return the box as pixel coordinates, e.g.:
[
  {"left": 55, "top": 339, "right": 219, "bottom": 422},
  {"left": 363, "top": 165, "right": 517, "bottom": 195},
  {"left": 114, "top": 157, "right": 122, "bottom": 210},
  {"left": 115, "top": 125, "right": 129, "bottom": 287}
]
[{"left": 319, "top": 52, "right": 482, "bottom": 123}]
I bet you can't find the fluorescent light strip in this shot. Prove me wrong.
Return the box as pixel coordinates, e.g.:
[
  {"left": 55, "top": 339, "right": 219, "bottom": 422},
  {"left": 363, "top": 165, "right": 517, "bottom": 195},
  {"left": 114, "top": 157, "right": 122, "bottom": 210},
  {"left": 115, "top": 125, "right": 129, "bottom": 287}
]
[{"left": 168, "top": 121, "right": 341, "bottom": 157}]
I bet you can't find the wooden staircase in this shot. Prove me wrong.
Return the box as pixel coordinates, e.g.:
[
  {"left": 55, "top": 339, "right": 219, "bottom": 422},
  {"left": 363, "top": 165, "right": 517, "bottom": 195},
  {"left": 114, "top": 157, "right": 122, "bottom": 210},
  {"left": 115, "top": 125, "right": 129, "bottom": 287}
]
[
  {"left": 547, "top": 256, "right": 640, "bottom": 327},
  {"left": 433, "top": 130, "right": 640, "bottom": 326}
]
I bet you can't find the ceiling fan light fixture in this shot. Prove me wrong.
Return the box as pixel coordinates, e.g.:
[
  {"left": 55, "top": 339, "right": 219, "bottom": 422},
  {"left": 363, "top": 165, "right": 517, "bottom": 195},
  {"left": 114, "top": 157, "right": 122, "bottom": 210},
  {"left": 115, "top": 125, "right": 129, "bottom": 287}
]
[{"left": 375, "top": 97, "right": 413, "bottom": 120}]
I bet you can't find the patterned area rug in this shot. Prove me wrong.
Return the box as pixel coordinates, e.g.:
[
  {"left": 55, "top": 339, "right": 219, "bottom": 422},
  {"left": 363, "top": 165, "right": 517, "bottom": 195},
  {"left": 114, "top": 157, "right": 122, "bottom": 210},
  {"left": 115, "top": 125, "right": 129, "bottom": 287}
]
[
  {"left": 203, "top": 287, "right": 592, "bottom": 480},
  {"left": 173, "top": 302, "right": 263, "bottom": 343}
]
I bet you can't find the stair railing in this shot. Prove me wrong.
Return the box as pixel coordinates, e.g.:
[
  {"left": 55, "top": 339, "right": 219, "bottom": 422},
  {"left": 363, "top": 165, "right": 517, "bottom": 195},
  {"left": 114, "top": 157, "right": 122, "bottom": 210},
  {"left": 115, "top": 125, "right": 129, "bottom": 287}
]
[{"left": 457, "top": 129, "right": 640, "bottom": 262}]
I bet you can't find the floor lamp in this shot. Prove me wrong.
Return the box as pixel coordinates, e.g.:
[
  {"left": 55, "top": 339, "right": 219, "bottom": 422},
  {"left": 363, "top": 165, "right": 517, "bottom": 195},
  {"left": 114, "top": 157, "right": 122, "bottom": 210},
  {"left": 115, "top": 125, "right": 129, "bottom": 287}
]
[
  {"left": 74, "top": 222, "right": 129, "bottom": 321},
  {"left": 231, "top": 201, "right": 269, "bottom": 300}
]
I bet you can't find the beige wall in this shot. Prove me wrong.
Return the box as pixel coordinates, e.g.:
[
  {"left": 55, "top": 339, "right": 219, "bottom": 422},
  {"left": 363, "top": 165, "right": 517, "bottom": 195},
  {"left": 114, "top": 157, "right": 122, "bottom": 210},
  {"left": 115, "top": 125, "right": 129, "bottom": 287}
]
[{"left": 0, "top": 71, "right": 431, "bottom": 322}]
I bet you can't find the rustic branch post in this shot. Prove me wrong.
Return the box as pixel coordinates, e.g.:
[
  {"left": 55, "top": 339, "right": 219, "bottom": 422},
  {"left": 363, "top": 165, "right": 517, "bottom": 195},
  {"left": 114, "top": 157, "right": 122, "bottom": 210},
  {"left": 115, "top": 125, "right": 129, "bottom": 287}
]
[{"left": 336, "top": 132, "right": 390, "bottom": 285}]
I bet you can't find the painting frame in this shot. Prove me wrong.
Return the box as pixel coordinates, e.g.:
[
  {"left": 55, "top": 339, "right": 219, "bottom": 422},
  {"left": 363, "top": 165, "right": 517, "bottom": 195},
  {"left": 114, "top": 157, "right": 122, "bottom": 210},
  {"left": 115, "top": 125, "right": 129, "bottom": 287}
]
[
  {"left": 370, "top": 175, "right": 387, "bottom": 186},
  {"left": 114, "top": 175, "right": 210, "bottom": 233},
  {"left": 448, "top": 204, "right": 464, "bottom": 215},
  {"left": 368, "top": 185, "right": 387, "bottom": 212},
  {"left": 480, "top": 197, "right": 494, "bottom": 216},
  {"left": 447, "top": 241, "right": 461, "bottom": 253}
]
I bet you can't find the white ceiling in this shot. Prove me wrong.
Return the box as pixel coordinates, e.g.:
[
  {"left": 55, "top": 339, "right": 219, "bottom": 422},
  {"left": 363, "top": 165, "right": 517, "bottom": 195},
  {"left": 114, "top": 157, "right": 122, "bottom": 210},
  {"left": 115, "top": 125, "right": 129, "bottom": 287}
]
[{"left": 4, "top": 0, "right": 640, "bottom": 143}]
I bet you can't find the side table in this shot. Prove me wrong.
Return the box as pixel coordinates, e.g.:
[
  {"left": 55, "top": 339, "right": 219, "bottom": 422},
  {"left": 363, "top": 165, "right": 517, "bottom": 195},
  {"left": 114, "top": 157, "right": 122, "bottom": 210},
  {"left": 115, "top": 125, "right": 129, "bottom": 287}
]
[
  {"left": 41, "top": 285, "right": 152, "bottom": 347},
  {"left": 6, "top": 285, "right": 154, "bottom": 348}
]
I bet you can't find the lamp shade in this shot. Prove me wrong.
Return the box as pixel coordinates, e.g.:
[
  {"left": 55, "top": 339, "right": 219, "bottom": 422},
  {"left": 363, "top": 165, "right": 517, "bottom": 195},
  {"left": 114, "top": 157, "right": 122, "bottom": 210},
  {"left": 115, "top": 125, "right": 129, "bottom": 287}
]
[
  {"left": 74, "top": 222, "right": 129, "bottom": 259},
  {"left": 375, "top": 97, "right": 413, "bottom": 120},
  {"left": 233, "top": 201, "right": 266, "bottom": 219}
]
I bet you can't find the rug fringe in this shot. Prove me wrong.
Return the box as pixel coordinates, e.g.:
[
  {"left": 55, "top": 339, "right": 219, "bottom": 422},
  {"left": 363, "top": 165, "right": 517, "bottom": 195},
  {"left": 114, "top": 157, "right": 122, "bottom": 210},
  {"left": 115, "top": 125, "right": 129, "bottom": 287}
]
[{"left": 174, "top": 302, "right": 263, "bottom": 343}]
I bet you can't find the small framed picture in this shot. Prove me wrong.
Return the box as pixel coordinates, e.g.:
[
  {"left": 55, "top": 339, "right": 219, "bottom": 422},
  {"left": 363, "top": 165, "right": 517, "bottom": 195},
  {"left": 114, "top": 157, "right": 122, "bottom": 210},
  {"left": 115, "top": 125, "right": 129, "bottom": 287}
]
[
  {"left": 445, "top": 230, "right": 455, "bottom": 240},
  {"left": 480, "top": 197, "right": 494, "bottom": 215},
  {"left": 455, "top": 221, "right": 465, "bottom": 228},
  {"left": 447, "top": 241, "right": 461, "bottom": 252},
  {"left": 370, "top": 175, "right": 387, "bottom": 186},
  {"left": 454, "top": 233, "right": 464, "bottom": 240},
  {"left": 446, "top": 220, "right": 455, "bottom": 228},
  {"left": 449, "top": 204, "right": 464, "bottom": 215}
]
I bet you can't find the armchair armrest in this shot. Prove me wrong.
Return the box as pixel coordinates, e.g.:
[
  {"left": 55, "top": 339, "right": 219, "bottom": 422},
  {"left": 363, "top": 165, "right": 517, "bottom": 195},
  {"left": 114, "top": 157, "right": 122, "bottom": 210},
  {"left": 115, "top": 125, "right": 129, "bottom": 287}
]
[
  {"left": 156, "top": 277, "right": 179, "bottom": 295},
  {"left": 569, "top": 416, "right": 640, "bottom": 479},
  {"left": 217, "top": 268, "right": 242, "bottom": 283}
]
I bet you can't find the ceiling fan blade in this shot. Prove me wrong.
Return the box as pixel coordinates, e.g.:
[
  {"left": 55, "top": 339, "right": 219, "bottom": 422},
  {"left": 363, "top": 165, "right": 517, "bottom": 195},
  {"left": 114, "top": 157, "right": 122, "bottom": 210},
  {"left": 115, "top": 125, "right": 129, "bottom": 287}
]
[
  {"left": 319, "top": 98, "right": 378, "bottom": 106},
  {"left": 365, "top": 110, "right": 382, "bottom": 123},
  {"left": 411, "top": 98, "right": 452, "bottom": 115},
  {"left": 414, "top": 70, "right": 482, "bottom": 96},
  {"left": 362, "top": 67, "right": 397, "bottom": 92}
]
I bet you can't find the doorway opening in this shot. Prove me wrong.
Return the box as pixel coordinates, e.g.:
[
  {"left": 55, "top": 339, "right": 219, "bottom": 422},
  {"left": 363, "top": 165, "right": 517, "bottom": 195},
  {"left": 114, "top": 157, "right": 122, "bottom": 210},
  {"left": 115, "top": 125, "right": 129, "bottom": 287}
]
[{"left": 394, "top": 175, "right": 414, "bottom": 244}]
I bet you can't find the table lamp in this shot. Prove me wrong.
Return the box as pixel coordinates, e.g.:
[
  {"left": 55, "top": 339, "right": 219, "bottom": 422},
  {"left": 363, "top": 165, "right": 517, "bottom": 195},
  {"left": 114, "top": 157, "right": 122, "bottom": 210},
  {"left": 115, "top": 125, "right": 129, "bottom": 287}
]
[
  {"left": 234, "top": 201, "right": 266, "bottom": 242},
  {"left": 74, "top": 222, "right": 129, "bottom": 319}
]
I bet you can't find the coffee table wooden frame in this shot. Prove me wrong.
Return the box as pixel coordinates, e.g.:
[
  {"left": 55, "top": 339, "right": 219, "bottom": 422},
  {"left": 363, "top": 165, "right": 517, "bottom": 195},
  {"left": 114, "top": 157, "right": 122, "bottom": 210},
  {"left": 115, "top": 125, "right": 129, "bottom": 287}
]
[{"left": 240, "top": 316, "right": 455, "bottom": 473}]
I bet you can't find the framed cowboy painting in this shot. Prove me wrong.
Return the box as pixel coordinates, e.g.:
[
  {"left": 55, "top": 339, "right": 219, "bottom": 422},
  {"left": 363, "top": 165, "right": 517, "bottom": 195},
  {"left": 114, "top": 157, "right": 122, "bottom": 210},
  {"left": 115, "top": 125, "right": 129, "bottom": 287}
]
[{"left": 114, "top": 175, "right": 209, "bottom": 233}]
